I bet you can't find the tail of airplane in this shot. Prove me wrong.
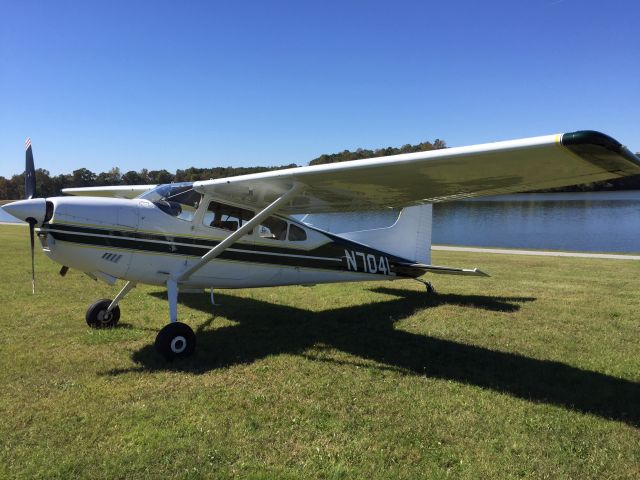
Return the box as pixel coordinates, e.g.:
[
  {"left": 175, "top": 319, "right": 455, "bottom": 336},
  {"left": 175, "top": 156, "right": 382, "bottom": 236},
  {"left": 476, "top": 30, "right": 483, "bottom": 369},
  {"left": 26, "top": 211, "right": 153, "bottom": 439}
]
[{"left": 338, "top": 204, "right": 432, "bottom": 264}]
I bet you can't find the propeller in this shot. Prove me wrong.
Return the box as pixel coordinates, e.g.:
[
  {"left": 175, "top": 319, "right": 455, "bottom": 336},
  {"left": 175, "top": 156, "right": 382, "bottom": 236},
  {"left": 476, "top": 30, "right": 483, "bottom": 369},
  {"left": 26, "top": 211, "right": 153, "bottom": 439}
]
[
  {"left": 28, "top": 217, "right": 36, "bottom": 294},
  {"left": 0, "top": 139, "right": 50, "bottom": 294},
  {"left": 25, "top": 138, "right": 36, "bottom": 199},
  {"left": 25, "top": 138, "right": 37, "bottom": 294}
]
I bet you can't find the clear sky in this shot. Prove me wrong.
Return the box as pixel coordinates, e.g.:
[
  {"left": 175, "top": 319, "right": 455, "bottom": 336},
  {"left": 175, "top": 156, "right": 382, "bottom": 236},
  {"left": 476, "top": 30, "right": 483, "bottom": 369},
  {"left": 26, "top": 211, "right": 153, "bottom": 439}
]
[{"left": 1, "top": 0, "right": 638, "bottom": 178}]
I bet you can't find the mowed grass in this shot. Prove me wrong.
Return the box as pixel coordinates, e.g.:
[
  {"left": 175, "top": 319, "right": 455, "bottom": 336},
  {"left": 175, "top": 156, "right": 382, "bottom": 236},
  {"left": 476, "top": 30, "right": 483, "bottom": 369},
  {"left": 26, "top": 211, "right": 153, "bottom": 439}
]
[{"left": 0, "top": 225, "right": 638, "bottom": 479}]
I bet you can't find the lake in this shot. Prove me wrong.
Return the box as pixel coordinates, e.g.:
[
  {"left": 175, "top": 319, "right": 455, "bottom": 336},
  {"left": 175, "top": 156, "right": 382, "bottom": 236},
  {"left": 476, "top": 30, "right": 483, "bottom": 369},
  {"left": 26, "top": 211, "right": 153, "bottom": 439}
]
[
  {"left": 301, "top": 191, "right": 640, "bottom": 253},
  {"left": 2, "top": 191, "right": 639, "bottom": 253}
]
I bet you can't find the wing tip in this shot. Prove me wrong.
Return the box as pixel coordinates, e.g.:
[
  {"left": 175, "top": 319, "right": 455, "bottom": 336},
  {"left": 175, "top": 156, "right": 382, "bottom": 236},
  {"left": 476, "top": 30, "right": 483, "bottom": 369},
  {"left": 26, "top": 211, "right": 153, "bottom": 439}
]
[
  {"left": 561, "top": 130, "right": 640, "bottom": 170},
  {"left": 561, "top": 130, "right": 621, "bottom": 150}
]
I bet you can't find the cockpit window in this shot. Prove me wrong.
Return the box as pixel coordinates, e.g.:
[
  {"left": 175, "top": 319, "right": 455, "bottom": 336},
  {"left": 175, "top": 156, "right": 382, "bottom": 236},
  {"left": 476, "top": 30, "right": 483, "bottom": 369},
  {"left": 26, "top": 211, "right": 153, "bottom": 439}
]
[{"left": 139, "top": 183, "right": 201, "bottom": 222}]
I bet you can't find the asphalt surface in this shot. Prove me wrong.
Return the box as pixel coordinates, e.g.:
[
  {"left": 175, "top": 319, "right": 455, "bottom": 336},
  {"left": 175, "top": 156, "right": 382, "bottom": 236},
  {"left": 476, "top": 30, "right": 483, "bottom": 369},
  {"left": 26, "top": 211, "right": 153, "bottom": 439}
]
[{"left": 432, "top": 245, "right": 640, "bottom": 260}]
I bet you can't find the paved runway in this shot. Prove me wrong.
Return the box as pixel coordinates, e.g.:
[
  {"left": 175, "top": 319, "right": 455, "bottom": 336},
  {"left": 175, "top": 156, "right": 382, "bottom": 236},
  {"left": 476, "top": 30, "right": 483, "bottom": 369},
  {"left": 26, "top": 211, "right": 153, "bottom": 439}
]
[{"left": 432, "top": 245, "right": 640, "bottom": 260}]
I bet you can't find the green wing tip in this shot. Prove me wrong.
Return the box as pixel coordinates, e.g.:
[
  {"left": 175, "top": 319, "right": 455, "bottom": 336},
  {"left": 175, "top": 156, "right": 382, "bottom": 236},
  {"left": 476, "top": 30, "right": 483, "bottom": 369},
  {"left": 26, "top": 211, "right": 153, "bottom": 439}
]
[
  {"left": 561, "top": 131, "right": 622, "bottom": 151},
  {"left": 561, "top": 131, "right": 640, "bottom": 167}
]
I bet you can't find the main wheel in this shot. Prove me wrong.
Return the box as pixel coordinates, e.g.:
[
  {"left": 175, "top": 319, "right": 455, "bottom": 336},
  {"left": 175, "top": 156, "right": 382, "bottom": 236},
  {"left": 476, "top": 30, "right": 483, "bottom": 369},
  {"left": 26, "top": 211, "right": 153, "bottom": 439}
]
[
  {"left": 86, "top": 299, "right": 120, "bottom": 328},
  {"left": 155, "top": 322, "right": 196, "bottom": 360}
]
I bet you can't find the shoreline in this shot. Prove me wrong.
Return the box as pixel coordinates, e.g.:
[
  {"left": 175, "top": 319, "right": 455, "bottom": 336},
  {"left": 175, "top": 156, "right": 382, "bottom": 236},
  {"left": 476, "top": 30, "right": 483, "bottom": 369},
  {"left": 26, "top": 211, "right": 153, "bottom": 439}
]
[{"left": 432, "top": 245, "right": 640, "bottom": 260}]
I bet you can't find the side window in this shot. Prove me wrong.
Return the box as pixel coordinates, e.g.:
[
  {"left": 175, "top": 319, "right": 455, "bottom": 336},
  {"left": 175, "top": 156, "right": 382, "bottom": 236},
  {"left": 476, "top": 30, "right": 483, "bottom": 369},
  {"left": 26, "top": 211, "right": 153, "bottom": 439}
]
[
  {"left": 203, "top": 201, "right": 254, "bottom": 232},
  {"left": 288, "top": 224, "right": 307, "bottom": 241},
  {"left": 259, "top": 217, "right": 288, "bottom": 240}
]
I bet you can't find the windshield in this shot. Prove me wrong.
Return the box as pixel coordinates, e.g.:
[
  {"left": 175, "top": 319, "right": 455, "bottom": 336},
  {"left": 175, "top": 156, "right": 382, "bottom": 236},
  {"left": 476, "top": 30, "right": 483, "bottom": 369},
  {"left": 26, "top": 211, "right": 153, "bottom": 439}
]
[
  {"left": 138, "top": 182, "right": 194, "bottom": 202},
  {"left": 139, "top": 183, "right": 202, "bottom": 222}
]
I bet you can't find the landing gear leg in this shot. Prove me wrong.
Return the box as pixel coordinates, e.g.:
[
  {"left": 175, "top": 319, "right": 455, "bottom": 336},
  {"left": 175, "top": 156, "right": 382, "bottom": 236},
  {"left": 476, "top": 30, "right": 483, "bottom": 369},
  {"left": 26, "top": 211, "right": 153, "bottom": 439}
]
[
  {"left": 85, "top": 281, "right": 136, "bottom": 328},
  {"left": 108, "top": 281, "right": 136, "bottom": 313},
  {"left": 155, "top": 278, "right": 196, "bottom": 360}
]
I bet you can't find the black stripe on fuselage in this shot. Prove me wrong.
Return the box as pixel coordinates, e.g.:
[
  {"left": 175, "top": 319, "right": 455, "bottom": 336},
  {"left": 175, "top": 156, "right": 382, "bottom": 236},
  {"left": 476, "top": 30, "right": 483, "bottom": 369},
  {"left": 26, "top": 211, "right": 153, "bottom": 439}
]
[{"left": 41, "top": 223, "right": 413, "bottom": 275}]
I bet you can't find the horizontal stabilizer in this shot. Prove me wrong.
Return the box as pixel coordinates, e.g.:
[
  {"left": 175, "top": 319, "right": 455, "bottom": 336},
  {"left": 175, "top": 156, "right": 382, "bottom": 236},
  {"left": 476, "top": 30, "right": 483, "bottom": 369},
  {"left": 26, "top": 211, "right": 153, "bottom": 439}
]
[{"left": 395, "top": 262, "right": 490, "bottom": 277}]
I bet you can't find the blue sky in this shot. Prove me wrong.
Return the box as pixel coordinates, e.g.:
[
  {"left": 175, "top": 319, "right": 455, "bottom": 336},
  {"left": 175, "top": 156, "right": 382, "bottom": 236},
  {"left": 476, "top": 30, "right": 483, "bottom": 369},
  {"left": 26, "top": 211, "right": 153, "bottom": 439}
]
[{"left": 1, "top": 0, "right": 638, "bottom": 178}]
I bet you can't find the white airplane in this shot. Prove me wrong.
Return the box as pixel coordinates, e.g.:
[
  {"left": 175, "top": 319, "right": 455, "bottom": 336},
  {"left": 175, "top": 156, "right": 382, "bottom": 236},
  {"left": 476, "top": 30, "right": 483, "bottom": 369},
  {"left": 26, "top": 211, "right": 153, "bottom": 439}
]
[{"left": 3, "top": 132, "right": 640, "bottom": 359}]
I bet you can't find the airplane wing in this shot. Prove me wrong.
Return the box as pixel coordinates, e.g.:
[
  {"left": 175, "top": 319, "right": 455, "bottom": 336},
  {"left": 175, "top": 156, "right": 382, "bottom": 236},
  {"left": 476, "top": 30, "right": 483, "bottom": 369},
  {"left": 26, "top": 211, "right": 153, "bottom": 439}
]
[
  {"left": 193, "top": 131, "right": 640, "bottom": 214},
  {"left": 61, "top": 185, "right": 157, "bottom": 199}
]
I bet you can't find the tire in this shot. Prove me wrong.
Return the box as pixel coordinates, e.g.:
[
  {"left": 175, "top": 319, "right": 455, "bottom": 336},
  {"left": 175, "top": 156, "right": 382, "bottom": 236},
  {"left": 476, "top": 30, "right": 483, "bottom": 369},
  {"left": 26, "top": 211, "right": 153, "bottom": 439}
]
[
  {"left": 86, "top": 299, "right": 120, "bottom": 329},
  {"left": 155, "top": 322, "right": 196, "bottom": 360}
]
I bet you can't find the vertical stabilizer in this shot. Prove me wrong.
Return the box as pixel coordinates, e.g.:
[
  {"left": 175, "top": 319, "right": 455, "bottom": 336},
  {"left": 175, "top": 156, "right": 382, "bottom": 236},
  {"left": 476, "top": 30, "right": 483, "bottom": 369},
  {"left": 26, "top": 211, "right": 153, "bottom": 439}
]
[{"left": 338, "top": 204, "right": 432, "bottom": 264}]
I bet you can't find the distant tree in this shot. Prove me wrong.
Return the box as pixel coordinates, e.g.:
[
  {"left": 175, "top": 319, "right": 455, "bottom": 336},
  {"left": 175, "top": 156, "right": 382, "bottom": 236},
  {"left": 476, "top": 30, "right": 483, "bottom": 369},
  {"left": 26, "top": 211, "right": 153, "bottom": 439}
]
[
  {"left": 35, "top": 168, "right": 56, "bottom": 197},
  {"left": 71, "top": 168, "right": 96, "bottom": 187},
  {"left": 433, "top": 139, "right": 446, "bottom": 149},
  {"left": 122, "top": 170, "right": 145, "bottom": 185},
  {"left": 51, "top": 174, "right": 71, "bottom": 196},
  {"left": 0, "top": 177, "right": 10, "bottom": 199},
  {"left": 309, "top": 138, "right": 443, "bottom": 166},
  {"left": 148, "top": 169, "right": 174, "bottom": 184},
  {"left": 95, "top": 167, "right": 122, "bottom": 186},
  {"left": 9, "top": 173, "right": 25, "bottom": 198}
]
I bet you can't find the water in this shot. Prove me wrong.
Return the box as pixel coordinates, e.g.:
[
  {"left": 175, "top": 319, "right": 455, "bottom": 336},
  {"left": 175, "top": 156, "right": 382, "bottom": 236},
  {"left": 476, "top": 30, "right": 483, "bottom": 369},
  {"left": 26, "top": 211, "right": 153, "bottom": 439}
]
[
  {"left": 2, "top": 191, "right": 639, "bottom": 252},
  {"left": 433, "top": 191, "right": 640, "bottom": 253},
  {"left": 301, "top": 191, "right": 640, "bottom": 253},
  {"left": 0, "top": 206, "right": 22, "bottom": 224}
]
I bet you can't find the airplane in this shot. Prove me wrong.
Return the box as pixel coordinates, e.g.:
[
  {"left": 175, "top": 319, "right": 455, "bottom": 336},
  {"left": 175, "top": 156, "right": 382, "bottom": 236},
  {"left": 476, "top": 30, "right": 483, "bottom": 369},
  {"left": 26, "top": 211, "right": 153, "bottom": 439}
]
[{"left": 3, "top": 131, "right": 640, "bottom": 360}]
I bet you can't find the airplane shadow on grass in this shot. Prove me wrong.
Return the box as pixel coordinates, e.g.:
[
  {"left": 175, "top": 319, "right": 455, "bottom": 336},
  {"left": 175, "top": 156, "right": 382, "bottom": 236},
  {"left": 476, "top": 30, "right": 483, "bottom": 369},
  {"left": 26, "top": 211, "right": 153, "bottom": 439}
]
[{"left": 110, "top": 288, "right": 639, "bottom": 427}]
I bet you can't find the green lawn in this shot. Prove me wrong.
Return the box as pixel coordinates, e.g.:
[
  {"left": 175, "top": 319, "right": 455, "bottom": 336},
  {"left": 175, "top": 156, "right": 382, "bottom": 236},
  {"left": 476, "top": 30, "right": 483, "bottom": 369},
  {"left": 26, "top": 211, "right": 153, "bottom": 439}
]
[{"left": 0, "top": 225, "right": 638, "bottom": 479}]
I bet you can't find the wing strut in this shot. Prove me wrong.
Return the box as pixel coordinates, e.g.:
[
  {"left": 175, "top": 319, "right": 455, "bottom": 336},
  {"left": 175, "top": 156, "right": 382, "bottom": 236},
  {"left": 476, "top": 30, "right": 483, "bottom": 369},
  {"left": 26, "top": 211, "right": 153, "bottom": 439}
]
[{"left": 176, "top": 183, "right": 304, "bottom": 283}]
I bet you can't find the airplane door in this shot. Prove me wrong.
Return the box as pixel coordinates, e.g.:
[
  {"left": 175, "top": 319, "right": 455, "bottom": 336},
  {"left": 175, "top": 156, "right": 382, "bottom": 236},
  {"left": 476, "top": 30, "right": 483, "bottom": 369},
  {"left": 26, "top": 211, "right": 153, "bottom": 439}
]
[{"left": 191, "top": 200, "right": 254, "bottom": 281}]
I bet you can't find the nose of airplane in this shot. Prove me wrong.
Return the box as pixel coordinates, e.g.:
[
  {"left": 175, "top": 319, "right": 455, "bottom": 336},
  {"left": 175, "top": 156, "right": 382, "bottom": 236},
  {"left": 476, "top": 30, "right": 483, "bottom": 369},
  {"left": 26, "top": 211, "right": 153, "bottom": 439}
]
[{"left": 2, "top": 198, "right": 48, "bottom": 224}]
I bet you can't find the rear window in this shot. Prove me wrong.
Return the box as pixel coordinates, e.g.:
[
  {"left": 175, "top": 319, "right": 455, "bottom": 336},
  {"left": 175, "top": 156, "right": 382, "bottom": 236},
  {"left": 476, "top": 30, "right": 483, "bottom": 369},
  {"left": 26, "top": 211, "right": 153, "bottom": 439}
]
[
  {"left": 288, "top": 224, "right": 307, "bottom": 241},
  {"left": 259, "top": 217, "right": 288, "bottom": 240}
]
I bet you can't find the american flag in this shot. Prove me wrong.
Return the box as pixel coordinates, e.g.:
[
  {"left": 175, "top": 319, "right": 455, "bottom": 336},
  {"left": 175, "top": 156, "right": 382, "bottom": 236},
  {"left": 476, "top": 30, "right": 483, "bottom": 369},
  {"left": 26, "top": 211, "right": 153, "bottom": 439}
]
[{"left": 25, "top": 138, "right": 32, "bottom": 150}]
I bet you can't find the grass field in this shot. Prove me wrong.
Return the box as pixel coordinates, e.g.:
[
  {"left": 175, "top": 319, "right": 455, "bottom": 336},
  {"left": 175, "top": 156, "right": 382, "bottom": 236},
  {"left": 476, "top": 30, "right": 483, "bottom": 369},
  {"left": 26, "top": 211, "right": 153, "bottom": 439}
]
[{"left": 0, "top": 224, "right": 638, "bottom": 479}]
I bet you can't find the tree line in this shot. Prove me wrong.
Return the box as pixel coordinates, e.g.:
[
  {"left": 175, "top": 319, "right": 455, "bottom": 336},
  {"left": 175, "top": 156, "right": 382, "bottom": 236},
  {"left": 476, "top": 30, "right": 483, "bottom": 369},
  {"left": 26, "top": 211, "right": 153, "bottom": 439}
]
[
  {"left": 1, "top": 139, "right": 639, "bottom": 199},
  {"left": 309, "top": 139, "right": 447, "bottom": 165},
  {"left": 0, "top": 165, "right": 297, "bottom": 200}
]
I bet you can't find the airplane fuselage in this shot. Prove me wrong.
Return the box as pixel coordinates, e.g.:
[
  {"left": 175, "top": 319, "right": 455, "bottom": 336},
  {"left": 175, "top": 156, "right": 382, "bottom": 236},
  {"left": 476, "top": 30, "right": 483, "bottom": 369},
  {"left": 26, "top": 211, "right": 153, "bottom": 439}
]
[{"left": 36, "top": 196, "right": 420, "bottom": 289}]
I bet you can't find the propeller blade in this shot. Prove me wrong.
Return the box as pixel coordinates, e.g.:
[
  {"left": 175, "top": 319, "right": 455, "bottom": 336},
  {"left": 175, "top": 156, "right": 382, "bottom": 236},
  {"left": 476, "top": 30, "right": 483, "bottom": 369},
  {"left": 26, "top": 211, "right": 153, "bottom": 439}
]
[
  {"left": 25, "top": 138, "right": 36, "bottom": 199},
  {"left": 28, "top": 219, "right": 36, "bottom": 294}
]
